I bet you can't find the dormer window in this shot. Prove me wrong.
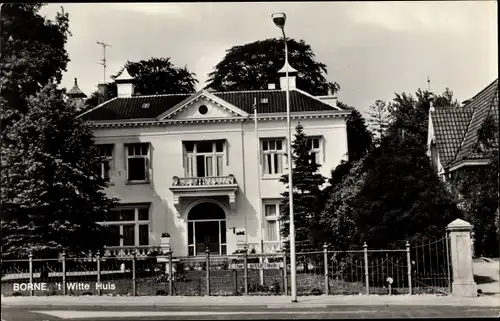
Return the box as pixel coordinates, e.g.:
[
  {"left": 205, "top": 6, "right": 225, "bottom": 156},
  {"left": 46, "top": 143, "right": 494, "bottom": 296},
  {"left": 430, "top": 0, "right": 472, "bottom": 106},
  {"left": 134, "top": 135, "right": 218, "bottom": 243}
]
[
  {"left": 261, "top": 98, "right": 269, "bottom": 104},
  {"left": 142, "top": 103, "right": 150, "bottom": 109}
]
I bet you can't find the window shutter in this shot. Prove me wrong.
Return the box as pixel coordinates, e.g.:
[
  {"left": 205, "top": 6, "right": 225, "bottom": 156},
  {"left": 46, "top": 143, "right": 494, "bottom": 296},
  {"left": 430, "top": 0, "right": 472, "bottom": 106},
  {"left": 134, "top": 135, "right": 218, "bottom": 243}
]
[
  {"left": 145, "top": 158, "right": 150, "bottom": 180},
  {"left": 225, "top": 139, "right": 229, "bottom": 166},
  {"left": 182, "top": 143, "right": 186, "bottom": 169},
  {"left": 322, "top": 137, "right": 326, "bottom": 162}
]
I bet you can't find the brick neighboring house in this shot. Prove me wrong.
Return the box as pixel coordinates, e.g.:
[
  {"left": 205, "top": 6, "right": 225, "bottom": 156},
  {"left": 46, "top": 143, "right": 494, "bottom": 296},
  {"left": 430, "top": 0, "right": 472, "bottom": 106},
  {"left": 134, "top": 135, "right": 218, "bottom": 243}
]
[
  {"left": 427, "top": 79, "right": 499, "bottom": 181},
  {"left": 72, "top": 63, "right": 350, "bottom": 257}
]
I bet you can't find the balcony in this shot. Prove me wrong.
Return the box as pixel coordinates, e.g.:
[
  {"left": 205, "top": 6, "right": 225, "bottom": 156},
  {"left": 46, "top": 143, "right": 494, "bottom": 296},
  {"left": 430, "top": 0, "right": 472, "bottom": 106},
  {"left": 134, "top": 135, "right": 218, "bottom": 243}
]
[{"left": 169, "top": 175, "right": 239, "bottom": 211}]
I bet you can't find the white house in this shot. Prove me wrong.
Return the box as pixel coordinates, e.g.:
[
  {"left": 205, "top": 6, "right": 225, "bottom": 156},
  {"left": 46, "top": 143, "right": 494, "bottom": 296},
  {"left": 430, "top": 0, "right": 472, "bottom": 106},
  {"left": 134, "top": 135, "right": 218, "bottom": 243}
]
[{"left": 75, "top": 63, "right": 350, "bottom": 257}]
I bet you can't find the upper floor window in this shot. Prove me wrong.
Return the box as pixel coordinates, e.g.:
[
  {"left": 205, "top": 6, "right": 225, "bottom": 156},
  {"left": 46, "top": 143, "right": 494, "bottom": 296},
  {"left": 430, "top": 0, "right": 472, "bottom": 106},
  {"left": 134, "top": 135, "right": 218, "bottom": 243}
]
[
  {"left": 307, "top": 137, "right": 322, "bottom": 165},
  {"left": 99, "top": 204, "right": 150, "bottom": 246},
  {"left": 97, "top": 144, "right": 114, "bottom": 180},
  {"left": 126, "top": 143, "right": 150, "bottom": 182},
  {"left": 262, "top": 138, "right": 285, "bottom": 175},
  {"left": 184, "top": 140, "right": 225, "bottom": 177},
  {"left": 430, "top": 141, "right": 438, "bottom": 172},
  {"left": 263, "top": 201, "right": 281, "bottom": 242}
]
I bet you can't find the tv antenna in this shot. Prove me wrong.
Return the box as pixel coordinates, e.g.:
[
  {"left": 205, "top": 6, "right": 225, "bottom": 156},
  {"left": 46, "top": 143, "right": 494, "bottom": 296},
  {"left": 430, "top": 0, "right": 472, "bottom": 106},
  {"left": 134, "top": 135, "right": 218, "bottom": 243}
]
[
  {"left": 427, "top": 76, "right": 431, "bottom": 91},
  {"left": 96, "top": 41, "right": 112, "bottom": 83}
]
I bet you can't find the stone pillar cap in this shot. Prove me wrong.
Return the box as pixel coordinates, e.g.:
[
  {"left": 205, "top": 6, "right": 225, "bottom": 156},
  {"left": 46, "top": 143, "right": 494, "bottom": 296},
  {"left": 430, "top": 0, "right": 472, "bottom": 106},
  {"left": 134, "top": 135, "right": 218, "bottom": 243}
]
[{"left": 446, "top": 218, "right": 473, "bottom": 231}]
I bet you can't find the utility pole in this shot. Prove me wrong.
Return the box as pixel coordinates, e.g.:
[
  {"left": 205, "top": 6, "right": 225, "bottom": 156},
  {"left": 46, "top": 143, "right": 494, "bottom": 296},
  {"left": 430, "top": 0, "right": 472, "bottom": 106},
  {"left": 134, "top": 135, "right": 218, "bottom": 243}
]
[{"left": 96, "top": 41, "right": 111, "bottom": 83}]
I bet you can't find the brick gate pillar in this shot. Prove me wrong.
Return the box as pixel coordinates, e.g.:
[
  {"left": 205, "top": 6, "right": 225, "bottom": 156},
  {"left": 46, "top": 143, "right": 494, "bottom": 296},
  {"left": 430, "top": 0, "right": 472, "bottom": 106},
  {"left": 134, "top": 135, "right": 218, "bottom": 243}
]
[{"left": 447, "top": 219, "right": 477, "bottom": 297}]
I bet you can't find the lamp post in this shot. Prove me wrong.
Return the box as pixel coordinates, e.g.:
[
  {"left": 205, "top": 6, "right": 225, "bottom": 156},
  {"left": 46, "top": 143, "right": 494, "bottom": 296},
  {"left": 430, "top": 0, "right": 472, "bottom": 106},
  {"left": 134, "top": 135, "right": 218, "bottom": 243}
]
[{"left": 271, "top": 12, "right": 297, "bottom": 303}]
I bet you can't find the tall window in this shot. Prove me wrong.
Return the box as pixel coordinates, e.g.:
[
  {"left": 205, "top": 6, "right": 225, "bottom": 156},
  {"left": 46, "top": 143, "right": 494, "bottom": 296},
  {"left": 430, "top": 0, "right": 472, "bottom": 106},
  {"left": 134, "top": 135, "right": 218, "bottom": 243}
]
[
  {"left": 97, "top": 144, "right": 114, "bottom": 180},
  {"left": 263, "top": 202, "right": 281, "bottom": 241},
  {"left": 126, "top": 143, "right": 150, "bottom": 182},
  {"left": 184, "top": 140, "right": 225, "bottom": 177},
  {"left": 99, "top": 205, "right": 150, "bottom": 246},
  {"left": 307, "top": 137, "right": 321, "bottom": 165},
  {"left": 262, "top": 139, "right": 285, "bottom": 175},
  {"left": 430, "top": 141, "right": 438, "bottom": 171}
]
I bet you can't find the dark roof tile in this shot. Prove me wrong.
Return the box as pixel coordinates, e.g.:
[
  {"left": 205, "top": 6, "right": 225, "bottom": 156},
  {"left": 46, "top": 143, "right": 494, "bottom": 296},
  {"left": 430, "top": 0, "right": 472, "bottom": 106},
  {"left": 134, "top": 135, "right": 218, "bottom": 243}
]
[
  {"left": 80, "top": 89, "right": 342, "bottom": 121},
  {"left": 431, "top": 78, "right": 499, "bottom": 169}
]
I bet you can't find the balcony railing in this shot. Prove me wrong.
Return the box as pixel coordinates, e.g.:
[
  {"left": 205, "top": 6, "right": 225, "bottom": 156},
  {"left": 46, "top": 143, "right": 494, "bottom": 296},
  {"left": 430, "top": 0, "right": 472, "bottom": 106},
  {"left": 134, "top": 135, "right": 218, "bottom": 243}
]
[{"left": 172, "top": 175, "right": 236, "bottom": 187}]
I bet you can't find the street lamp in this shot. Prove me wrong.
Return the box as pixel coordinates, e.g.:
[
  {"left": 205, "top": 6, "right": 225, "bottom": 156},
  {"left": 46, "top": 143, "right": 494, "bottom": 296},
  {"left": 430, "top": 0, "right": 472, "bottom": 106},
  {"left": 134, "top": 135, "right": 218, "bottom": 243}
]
[{"left": 272, "top": 12, "right": 298, "bottom": 303}]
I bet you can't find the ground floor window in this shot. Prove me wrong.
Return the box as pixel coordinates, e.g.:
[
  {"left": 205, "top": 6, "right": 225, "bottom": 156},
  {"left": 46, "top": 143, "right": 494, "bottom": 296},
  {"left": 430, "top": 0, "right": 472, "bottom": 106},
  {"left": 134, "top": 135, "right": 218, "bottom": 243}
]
[
  {"left": 99, "top": 204, "right": 150, "bottom": 246},
  {"left": 263, "top": 201, "right": 281, "bottom": 242}
]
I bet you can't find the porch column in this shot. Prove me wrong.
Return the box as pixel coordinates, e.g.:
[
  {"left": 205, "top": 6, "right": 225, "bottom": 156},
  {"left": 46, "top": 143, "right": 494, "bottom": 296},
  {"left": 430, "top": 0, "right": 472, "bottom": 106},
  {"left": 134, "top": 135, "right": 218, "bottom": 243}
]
[{"left": 447, "top": 219, "right": 477, "bottom": 297}]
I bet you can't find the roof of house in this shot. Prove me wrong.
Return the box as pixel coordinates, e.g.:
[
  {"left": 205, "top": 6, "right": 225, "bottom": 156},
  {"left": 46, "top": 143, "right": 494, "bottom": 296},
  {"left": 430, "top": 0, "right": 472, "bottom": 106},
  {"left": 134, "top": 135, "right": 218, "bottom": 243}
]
[
  {"left": 80, "top": 89, "right": 344, "bottom": 121},
  {"left": 430, "top": 78, "right": 499, "bottom": 169},
  {"left": 67, "top": 78, "right": 87, "bottom": 98}
]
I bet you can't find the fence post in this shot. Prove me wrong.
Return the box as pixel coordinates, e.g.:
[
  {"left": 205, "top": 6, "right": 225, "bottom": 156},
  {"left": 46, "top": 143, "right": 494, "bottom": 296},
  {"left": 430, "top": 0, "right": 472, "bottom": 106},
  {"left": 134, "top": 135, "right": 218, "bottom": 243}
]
[
  {"left": 132, "top": 250, "right": 137, "bottom": 296},
  {"left": 61, "top": 251, "right": 66, "bottom": 296},
  {"left": 96, "top": 251, "right": 102, "bottom": 296},
  {"left": 282, "top": 250, "right": 288, "bottom": 296},
  {"left": 205, "top": 248, "right": 210, "bottom": 296},
  {"left": 323, "top": 243, "right": 329, "bottom": 295},
  {"left": 446, "top": 219, "right": 477, "bottom": 297},
  {"left": 28, "top": 252, "right": 34, "bottom": 296},
  {"left": 168, "top": 249, "right": 173, "bottom": 296},
  {"left": 363, "top": 242, "right": 369, "bottom": 295},
  {"left": 243, "top": 248, "right": 248, "bottom": 296},
  {"left": 406, "top": 241, "right": 412, "bottom": 295},
  {"left": 232, "top": 269, "right": 238, "bottom": 295}
]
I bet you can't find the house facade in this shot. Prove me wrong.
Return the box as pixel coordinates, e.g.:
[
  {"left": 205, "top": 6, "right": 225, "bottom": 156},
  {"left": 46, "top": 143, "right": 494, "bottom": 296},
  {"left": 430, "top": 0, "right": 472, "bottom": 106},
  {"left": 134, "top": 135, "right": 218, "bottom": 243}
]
[
  {"left": 427, "top": 78, "right": 499, "bottom": 181},
  {"left": 75, "top": 65, "right": 350, "bottom": 257}
]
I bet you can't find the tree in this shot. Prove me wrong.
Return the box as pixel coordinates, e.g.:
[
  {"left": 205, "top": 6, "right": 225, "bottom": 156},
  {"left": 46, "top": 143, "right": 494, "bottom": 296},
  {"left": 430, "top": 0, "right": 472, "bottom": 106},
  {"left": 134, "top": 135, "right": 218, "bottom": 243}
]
[
  {"left": 1, "top": 4, "right": 70, "bottom": 129},
  {"left": 85, "top": 57, "right": 198, "bottom": 108},
  {"left": 367, "top": 100, "right": 391, "bottom": 147},
  {"left": 320, "top": 89, "right": 463, "bottom": 251},
  {"left": 319, "top": 159, "right": 367, "bottom": 250},
  {"left": 205, "top": 38, "right": 340, "bottom": 96},
  {"left": 279, "top": 123, "right": 326, "bottom": 252},
  {"left": 1, "top": 84, "right": 118, "bottom": 259},
  {"left": 350, "top": 90, "right": 463, "bottom": 249},
  {"left": 339, "top": 102, "right": 373, "bottom": 162}
]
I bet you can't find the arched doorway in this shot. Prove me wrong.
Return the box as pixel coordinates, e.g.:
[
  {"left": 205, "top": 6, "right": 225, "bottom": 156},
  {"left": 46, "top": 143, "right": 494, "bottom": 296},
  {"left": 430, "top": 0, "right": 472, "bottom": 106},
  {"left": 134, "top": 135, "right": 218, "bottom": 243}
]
[{"left": 187, "top": 201, "right": 227, "bottom": 256}]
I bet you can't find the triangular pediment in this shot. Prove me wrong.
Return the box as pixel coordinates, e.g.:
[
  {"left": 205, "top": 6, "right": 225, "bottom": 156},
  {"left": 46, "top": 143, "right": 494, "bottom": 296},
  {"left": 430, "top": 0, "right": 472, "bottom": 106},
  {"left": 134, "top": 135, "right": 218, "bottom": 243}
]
[{"left": 157, "top": 90, "right": 249, "bottom": 120}]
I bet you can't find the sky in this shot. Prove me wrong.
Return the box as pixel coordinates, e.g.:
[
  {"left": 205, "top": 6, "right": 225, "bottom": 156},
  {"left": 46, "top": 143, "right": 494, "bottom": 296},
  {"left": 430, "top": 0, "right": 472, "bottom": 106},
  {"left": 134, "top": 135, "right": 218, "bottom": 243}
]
[{"left": 41, "top": 1, "right": 498, "bottom": 116}]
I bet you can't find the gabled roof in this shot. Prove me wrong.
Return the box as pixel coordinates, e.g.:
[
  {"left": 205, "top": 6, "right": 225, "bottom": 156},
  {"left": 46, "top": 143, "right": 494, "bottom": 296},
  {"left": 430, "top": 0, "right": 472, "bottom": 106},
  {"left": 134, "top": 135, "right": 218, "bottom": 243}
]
[
  {"left": 452, "top": 79, "right": 499, "bottom": 166},
  {"left": 430, "top": 78, "right": 499, "bottom": 169},
  {"left": 79, "top": 89, "right": 345, "bottom": 121},
  {"left": 431, "top": 106, "right": 474, "bottom": 166},
  {"left": 157, "top": 90, "right": 249, "bottom": 120}
]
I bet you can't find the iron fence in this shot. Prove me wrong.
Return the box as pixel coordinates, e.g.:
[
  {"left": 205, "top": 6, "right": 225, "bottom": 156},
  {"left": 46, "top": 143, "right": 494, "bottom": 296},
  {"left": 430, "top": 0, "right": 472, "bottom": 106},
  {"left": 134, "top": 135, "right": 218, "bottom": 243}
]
[{"left": 1, "top": 239, "right": 451, "bottom": 297}]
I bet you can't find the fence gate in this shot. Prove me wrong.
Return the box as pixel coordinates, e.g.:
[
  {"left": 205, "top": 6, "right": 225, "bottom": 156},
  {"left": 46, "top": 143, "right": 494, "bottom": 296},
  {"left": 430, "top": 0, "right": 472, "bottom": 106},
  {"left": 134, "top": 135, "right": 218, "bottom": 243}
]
[{"left": 410, "top": 234, "right": 452, "bottom": 295}]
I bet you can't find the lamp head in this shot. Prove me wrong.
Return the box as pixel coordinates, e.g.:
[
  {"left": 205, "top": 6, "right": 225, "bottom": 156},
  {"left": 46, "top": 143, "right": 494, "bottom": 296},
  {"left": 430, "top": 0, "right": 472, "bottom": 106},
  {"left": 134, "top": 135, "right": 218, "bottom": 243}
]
[{"left": 272, "top": 13, "right": 286, "bottom": 29}]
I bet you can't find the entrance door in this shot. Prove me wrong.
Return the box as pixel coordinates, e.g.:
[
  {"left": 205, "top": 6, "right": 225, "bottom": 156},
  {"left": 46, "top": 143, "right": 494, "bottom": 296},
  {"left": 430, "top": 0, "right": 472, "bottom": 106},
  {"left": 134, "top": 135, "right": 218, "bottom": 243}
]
[
  {"left": 195, "top": 221, "right": 219, "bottom": 254},
  {"left": 187, "top": 202, "right": 227, "bottom": 256}
]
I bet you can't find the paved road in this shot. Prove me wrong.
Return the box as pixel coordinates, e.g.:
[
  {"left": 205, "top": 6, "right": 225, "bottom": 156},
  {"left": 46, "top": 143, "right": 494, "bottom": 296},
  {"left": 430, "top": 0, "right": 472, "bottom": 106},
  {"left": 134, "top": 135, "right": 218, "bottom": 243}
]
[{"left": 2, "top": 305, "right": 499, "bottom": 320}]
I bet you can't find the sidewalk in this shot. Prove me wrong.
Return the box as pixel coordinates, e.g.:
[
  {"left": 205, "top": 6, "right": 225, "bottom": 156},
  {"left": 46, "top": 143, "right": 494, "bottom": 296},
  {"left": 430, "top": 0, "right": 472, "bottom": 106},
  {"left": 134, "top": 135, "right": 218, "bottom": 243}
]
[{"left": 2, "top": 295, "right": 499, "bottom": 308}]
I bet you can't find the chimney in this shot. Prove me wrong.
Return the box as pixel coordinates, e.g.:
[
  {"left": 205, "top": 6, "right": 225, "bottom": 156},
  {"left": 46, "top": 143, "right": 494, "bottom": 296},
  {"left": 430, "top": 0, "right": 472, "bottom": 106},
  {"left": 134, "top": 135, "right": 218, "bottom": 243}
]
[
  {"left": 316, "top": 89, "right": 338, "bottom": 108},
  {"left": 97, "top": 83, "right": 109, "bottom": 105},
  {"left": 114, "top": 68, "right": 134, "bottom": 98},
  {"left": 66, "top": 78, "right": 87, "bottom": 111},
  {"left": 278, "top": 60, "right": 298, "bottom": 90},
  {"left": 268, "top": 83, "right": 276, "bottom": 90}
]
